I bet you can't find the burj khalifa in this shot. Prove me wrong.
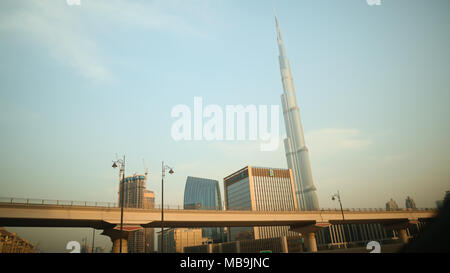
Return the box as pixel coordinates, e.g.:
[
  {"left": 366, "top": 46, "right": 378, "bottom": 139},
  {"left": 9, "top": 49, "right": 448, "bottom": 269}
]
[{"left": 275, "top": 15, "right": 320, "bottom": 211}]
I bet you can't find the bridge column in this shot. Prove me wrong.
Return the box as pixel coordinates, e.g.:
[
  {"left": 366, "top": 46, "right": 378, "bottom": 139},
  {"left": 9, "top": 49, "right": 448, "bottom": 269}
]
[
  {"left": 304, "top": 233, "right": 318, "bottom": 253},
  {"left": 102, "top": 227, "right": 140, "bottom": 253},
  {"left": 207, "top": 243, "right": 213, "bottom": 253},
  {"left": 291, "top": 222, "right": 330, "bottom": 253},
  {"left": 397, "top": 228, "right": 409, "bottom": 244},
  {"left": 383, "top": 219, "right": 418, "bottom": 245},
  {"left": 281, "top": 236, "right": 289, "bottom": 253}
]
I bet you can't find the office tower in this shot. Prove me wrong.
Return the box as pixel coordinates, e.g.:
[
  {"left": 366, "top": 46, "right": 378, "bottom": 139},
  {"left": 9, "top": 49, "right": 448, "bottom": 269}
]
[
  {"left": 158, "top": 228, "right": 206, "bottom": 253},
  {"left": 223, "top": 166, "right": 298, "bottom": 241},
  {"left": 405, "top": 196, "right": 417, "bottom": 209},
  {"left": 183, "top": 176, "right": 224, "bottom": 243},
  {"left": 184, "top": 176, "right": 222, "bottom": 210},
  {"left": 275, "top": 14, "right": 320, "bottom": 211},
  {"left": 386, "top": 198, "right": 399, "bottom": 211}
]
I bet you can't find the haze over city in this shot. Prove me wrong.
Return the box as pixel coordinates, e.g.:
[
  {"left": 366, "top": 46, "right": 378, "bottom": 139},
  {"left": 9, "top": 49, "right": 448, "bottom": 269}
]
[{"left": 0, "top": 0, "right": 449, "bottom": 252}]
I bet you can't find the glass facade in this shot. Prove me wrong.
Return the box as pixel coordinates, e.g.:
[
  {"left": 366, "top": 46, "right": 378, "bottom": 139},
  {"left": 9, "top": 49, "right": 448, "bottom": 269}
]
[
  {"left": 252, "top": 176, "right": 296, "bottom": 211},
  {"left": 183, "top": 176, "right": 224, "bottom": 242},
  {"left": 224, "top": 166, "right": 298, "bottom": 241},
  {"left": 226, "top": 178, "right": 251, "bottom": 210},
  {"left": 184, "top": 176, "right": 222, "bottom": 210}
]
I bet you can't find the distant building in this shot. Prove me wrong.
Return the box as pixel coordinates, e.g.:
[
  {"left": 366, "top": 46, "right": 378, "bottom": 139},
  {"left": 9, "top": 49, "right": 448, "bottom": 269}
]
[
  {"left": 445, "top": 191, "right": 450, "bottom": 203},
  {"left": 94, "top": 246, "right": 105, "bottom": 253},
  {"left": 405, "top": 196, "right": 416, "bottom": 209},
  {"left": 224, "top": 166, "right": 298, "bottom": 241},
  {"left": 80, "top": 244, "right": 91, "bottom": 253},
  {"left": 0, "top": 228, "right": 35, "bottom": 253},
  {"left": 120, "top": 174, "right": 146, "bottom": 208},
  {"left": 436, "top": 190, "right": 450, "bottom": 209},
  {"left": 158, "top": 228, "right": 207, "bottom": 253},
  {"left": 80, "top": 237, "right": 91, "bottom": 253},
  {"left": 119, "top": 173, "right": 154, "bottom": 253},
  {"left": 184, "top": 176, "right": 225, "bottom": 243},
  {"left": 386, "top": 198, "right": 399, "bottom": 211},
  {"left": 143, "top": 189, "right": 155, "bottom": 209}
]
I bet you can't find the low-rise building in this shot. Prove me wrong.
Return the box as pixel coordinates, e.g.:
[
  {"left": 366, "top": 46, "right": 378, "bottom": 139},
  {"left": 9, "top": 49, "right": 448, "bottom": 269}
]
[{"left": 0, "top": 228, "right": 35, "bottom": 253}]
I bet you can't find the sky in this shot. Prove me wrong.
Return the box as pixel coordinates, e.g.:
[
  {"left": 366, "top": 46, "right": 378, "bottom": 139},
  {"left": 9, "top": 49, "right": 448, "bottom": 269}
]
[{"left": 0, "top": 0, "right": 449, "bottom": 252}]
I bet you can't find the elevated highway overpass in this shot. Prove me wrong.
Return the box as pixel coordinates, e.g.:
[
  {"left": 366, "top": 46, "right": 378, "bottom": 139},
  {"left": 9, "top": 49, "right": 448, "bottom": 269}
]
[{"left": 0, "top": 200, "right": 437, "bottom": 253}]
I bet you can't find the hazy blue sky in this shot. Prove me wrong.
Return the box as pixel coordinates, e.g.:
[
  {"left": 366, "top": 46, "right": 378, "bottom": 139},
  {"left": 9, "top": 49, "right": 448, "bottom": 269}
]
[{"left": 1, "top": 0, "right": 449, "bottom": 252}]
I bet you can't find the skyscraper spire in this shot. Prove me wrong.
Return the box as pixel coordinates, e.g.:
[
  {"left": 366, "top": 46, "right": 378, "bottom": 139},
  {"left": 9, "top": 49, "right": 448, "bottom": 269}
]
[
  {"left": 275, "top": 15, "right": 320, "bottom": 211},
  {"left": 274, "top": 9, "right": 282, "bottom": 41}
]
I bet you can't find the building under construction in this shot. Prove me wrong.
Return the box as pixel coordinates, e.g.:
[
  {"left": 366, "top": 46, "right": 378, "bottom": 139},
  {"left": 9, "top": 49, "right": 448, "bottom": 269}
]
[{"left": 118, "top": 167, "right": 156, "bottom": 253}]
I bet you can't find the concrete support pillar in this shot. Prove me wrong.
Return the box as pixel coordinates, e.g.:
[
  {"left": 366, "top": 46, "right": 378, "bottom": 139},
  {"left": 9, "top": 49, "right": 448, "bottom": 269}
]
[
  {"left": 102, "top": 228, "right": 131, "bottom": 253},
  {"left": 383, "top": 220, "right": 416, "bottom": 245},
  {"left": 303, "top": 233, "right": 318, "bottom": 253},
  {"left": 112, "top": 236, "right": 128, "bottom": 253},
  {"left": 281, "top": 236, "right": 289, "bottom": 253},
  {"left": 291, "top": 222, "right": 329, "bottom": 253},
  {"left": 397, "top": 229, "right": 409, "bottom": 244}
]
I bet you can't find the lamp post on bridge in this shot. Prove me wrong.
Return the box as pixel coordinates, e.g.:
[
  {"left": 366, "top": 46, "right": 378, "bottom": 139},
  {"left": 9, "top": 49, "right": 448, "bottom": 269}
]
[
  {"left": 332, "top": 190, "right": 347, "bottom": 248},
  {"left": 112, "top": 155, "right": 126, "bottom": 253},
  {"left": 332, "top": 190, "right": 345, "bottom": 221},
  {"left": 161, "top": 161, "right": 174, "bottom": 253}
]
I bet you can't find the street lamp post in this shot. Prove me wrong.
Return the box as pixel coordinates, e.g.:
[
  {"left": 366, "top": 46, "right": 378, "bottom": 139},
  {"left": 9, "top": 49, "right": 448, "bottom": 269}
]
[
  {"left": 332, "top": 190, "right": 346, "bottom": 248},
  {"left": 112, "top": 155, "right": 126, "bottom": 253},
  {"left": 161, "top": 161, "right": 174, "bottom": 253},
  {"left": 332, "top": 190, "right": 345, "bottom": 221}
]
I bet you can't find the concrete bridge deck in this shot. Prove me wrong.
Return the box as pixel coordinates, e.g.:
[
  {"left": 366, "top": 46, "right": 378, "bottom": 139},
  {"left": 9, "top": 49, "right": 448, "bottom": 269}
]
[
  {"left": 0, "top": 201, "right": 437, "bottom": 253},
  {"left": 0, "top": 202, "right": 436, "bottom": 228}
]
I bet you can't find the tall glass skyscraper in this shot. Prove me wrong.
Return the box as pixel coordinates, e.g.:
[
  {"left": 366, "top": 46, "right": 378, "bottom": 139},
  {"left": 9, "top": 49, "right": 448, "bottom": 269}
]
[
  {"left": 183, "top": 176, "right": 224, "bottom": 242},
  {"left": 275, "top": 14, "right": 320, "bottom": 210}
]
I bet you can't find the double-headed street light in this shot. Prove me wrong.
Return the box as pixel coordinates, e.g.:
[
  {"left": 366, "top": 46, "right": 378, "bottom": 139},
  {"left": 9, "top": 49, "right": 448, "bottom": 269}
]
[
  {"left": 112, "top": 155, "right": 125, "bottom": 253},
  {"left": 161, "top": 161, "right": 174, "bottom": 253}
]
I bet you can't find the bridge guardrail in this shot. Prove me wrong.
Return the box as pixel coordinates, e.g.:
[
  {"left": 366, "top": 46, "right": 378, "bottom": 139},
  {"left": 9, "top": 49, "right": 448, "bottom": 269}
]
[
  {"left": 0, "top": 197, "right": 436, "bottom": 212},
  {"left": 0, "top": 197, "right": 117, "bottom": 208}
]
